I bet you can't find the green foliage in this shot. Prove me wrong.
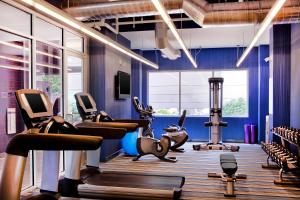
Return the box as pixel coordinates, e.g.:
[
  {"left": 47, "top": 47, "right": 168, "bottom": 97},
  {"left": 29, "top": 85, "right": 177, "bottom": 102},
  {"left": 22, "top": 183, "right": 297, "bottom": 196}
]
[
  {"left": 42, "top": 75, "right": 61, "bottom": 94},
  {"left": 223, "top": 98, "right": 247, "bottom": 117},
  {"left": 156, "top": 109, "right": 177, "bottom": 115}
]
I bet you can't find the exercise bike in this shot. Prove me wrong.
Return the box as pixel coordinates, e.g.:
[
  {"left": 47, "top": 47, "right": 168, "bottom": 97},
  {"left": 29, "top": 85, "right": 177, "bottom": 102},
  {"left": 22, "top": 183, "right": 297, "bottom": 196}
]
[
  {"left": 132, "top": 96, "right": 189, "bottom": 152},
  {"left": 75, "top": 92, "right": 177, "bottom": 163}
]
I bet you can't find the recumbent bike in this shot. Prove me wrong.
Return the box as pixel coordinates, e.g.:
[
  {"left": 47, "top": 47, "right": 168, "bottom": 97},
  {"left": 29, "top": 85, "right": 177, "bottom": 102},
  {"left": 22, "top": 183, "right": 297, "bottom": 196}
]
[{"left": 132, "top": 96, "right": 189, "bottom": 152}]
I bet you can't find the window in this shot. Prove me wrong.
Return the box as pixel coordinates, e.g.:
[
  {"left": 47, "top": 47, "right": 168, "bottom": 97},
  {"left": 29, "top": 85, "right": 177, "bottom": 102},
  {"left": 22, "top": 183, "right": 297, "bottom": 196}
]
[
  {"left": 0, "top": 1, "right": 85, "bottom": 191},
  {"left": 35, "top": 18, "right": 62, "bottom": 45},
  {"left": 148, "top": 72, "right": 179, "bottom": 115},
  {"left": 0, "top": 1, "right": 31, "bottom": 35},
  {"left": 181, "top": 71, "right": 211, "bottom": 116},
  {"left": 0, "top": 30, "right": 32, "bottom": 189},
  {"left": 65, "top": 31, "right": 84, "bottom": 53},
  {"left": 148, "top": 70, "right": 248, "bottom": 117},
  {"left": 214, "top": 70, "right": 248, "bottom": 117},
  {"left": 36, "top": 41, "right": 63, "bottom": 115},
  {"left": 65, "top": 54, "right": 83, "bottom": 122}
]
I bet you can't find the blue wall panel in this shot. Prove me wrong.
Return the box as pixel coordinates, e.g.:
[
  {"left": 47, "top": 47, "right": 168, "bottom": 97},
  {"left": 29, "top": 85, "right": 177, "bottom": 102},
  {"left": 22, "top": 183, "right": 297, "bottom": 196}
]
[
  {"left": 89, "top": 28, "right": 133, "bottom": 161},
  {"left": 131, "top": 47, "right": 268, "bottom": 142},
  {"left": 258, "top": 45, "right": 270, "bottom": 142}
]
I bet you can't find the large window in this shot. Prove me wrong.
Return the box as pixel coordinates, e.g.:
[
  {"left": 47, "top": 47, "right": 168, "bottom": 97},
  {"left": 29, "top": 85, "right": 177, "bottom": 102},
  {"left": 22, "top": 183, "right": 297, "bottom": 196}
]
[
  {"left": 35, "top": 18, "right": 62, "bottom": 45},
  {"left": 65, "top": 31, "right": 84, "bottom": 53},
  {"left": 0, "top": 1, "right": 31, "bottom": 35},
  {"left": 0, "top": 30, "right": 32, "bottom": 189},
  {"left": 181, "top": 71, "right": 211, "bottom": 116},
  {"left": 65, "top": 54, "right": 83, "bottom": 122},
  {"left": 148, "top": 72, "right": 180, "bottom": 115},
  {"left": 215, "top": 70, "right": 248, "bottom": 117},
  {"left": 0, "top": 0, "right": 86, "bottom": 191},
  {"left": 148, "top": 70, "right": 249, "bottom": 117}
]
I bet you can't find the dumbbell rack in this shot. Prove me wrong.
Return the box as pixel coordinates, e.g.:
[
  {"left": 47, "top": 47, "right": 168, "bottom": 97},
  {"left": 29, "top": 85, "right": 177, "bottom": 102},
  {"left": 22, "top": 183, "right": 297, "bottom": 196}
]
[{"left": 261, "top": 126, "right": 300, "bottom": 185}]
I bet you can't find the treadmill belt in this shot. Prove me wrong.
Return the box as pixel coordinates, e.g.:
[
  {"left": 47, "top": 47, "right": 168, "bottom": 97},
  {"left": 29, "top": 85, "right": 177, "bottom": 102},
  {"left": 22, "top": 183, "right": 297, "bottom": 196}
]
[{"left": 85, "top": 173, "right": 184, "bottom": 190}]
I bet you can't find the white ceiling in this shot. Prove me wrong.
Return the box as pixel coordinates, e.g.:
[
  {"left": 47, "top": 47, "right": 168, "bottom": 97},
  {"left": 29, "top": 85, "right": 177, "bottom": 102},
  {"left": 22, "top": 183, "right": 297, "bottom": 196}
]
[{"left": 121, "top": 24, "right": 270, "bottom": 50}]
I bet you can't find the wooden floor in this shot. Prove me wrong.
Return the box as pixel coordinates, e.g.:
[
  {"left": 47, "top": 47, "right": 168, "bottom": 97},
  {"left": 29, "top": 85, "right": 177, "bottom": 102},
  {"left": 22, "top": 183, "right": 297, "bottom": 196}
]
[{"left": 101, "top": 143, "right": 300, "bottom": 200}]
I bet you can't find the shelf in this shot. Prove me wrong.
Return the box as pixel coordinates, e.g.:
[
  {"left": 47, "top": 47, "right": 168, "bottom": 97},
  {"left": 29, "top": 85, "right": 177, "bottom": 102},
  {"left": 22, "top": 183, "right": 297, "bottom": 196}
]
[{"left": 272, "top": 132, "right": 300, "bottom": 147}]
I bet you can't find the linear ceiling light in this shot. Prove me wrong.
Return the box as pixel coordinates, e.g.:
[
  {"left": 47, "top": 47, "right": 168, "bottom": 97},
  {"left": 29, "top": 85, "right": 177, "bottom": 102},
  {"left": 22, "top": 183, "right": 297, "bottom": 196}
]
[
  {"left": 236, "top": 0, "right": 287, "bottom": 67},
  {"left": 151, "top": 0, "right": 197, "bottom": 68},
  {"left": 20, "top": 0, "right": 158, "bottom": 69}
]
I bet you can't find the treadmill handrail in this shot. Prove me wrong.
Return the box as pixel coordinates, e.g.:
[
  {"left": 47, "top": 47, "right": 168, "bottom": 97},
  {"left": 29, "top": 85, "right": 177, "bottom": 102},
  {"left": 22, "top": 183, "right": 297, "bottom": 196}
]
[
  {"left": 76, "top": 122, "right": 128, "bottom": 139},
  {"left": 6, "top": 133, "right": 103, "bottom": 157},
  {"left": 112, "top": 119, "right": 150, "bottom": 128}
]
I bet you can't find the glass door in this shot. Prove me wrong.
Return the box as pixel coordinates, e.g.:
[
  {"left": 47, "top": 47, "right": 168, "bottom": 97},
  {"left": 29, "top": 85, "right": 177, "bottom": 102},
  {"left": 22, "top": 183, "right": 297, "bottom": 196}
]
[{"left": 64, "top": 53, "right": 84, "bottom": 123}]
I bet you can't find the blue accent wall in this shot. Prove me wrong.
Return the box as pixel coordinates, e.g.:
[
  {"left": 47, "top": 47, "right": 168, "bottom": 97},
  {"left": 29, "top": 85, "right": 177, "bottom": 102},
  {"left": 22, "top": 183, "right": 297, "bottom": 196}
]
[
  {"left": 258, "top": 45, "right": 270, "bottom": 142},
  {"left": 132, "top": 46, "right": 269, "bottom": 143},
  {"left": 89, "top": 28, "right": 132, "bottom": 161}
]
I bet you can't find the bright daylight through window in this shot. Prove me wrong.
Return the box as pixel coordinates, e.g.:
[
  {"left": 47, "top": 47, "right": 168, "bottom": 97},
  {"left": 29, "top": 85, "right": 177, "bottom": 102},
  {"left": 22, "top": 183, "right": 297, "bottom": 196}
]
[{"left": 148, "top": 70, "right": 248, "bottom": 117}]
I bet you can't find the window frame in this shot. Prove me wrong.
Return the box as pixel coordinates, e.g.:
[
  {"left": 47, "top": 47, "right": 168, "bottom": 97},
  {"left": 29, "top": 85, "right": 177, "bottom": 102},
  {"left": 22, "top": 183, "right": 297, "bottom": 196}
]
[
  {"left": 0, "top": 0, "right": 88, "bottom": 191},
  {"left": 147, "top": 69, "right": 249, "bottom": 118}
]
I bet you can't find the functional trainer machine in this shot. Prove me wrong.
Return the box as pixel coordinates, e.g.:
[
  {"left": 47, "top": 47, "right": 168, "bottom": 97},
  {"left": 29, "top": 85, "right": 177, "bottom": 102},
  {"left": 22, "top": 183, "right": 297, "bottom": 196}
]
[
  {"left": 208, "top": 154, "right": 247, "bottom": 197},
  {"left": 133, "top": 96, "right": 189, "bottom": 152},
  {"left": 193, "top": 77, "right": 239, "bottom": 152},
  {"left": 75, "top": 92, "right": 177, "bottom": 162}
]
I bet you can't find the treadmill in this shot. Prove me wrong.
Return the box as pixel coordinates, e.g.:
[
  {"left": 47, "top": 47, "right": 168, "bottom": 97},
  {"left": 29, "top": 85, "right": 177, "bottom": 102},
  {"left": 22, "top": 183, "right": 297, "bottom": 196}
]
[{"left": 16, "top": 89, "right": 185, "bottom": 200}]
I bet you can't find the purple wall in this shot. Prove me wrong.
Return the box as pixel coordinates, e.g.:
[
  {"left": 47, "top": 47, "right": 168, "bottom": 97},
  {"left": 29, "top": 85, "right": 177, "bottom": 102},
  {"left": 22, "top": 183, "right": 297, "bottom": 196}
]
[{"left": 0, "top": 69, "right": 29, "bottom": 152}]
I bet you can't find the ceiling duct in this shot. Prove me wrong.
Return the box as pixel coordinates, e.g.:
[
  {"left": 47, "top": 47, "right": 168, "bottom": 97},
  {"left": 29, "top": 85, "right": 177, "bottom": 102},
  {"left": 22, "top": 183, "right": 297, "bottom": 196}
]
[{"left": 155, "top": 22, "right": 181, "bottom": 60}]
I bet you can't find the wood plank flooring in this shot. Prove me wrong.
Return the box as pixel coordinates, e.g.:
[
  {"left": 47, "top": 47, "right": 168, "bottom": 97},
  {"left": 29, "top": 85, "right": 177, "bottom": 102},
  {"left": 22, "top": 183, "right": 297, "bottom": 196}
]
[{"left": 101, "top": 143, "right": 300, "bottom": 200}]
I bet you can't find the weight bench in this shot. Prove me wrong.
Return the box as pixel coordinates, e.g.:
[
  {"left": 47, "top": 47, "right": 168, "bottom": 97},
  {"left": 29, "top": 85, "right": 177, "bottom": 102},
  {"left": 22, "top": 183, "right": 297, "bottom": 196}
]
[{"left": 208, "top": 154, "right": 247, "bottom": 197}]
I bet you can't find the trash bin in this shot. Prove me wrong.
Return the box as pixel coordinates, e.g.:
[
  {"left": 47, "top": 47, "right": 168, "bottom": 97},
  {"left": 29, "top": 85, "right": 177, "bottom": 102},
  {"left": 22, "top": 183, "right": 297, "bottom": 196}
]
[
  {"left": 244, "top": 124, "right": 251, "bottom": 144},
  {"left": 250, "top": 124, "right": 257, "bottom": 144}
]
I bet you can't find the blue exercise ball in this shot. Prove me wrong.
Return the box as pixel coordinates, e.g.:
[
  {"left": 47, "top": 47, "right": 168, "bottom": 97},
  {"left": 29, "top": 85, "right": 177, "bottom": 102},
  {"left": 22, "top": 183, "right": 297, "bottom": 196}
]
[{"left": 121, "top": 131, "right": 138, "bottom": 156}]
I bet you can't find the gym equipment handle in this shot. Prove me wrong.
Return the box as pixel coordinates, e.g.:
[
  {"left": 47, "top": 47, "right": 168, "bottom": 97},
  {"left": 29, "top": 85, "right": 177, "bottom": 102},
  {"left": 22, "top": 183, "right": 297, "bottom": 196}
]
[
  {"left": 6, "top": 133, "right": 103, "bottom": 157},
  {"left": 113, "top": 119, "right": 150, "bottom": 128}
]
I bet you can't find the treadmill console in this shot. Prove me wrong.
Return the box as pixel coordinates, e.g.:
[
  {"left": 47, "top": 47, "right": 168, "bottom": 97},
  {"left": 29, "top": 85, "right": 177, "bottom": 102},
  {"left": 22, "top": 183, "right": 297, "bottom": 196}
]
[
  {"left": 75, "top": 92, "right": 97, "bottom": 114},
  {"left": 15, "top": 89, "right": 53, "bottom": 128}
]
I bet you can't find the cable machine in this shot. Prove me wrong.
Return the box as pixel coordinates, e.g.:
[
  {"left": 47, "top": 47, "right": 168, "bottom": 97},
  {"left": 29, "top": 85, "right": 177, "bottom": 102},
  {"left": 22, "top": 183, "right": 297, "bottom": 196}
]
[{"left": 193, "top": 77, "right": 239, "bottom": 152}]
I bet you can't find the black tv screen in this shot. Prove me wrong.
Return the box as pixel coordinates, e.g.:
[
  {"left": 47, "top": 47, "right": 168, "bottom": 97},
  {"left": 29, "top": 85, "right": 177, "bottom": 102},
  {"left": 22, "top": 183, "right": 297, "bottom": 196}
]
[
  {"left": 81, "top": 95, "right": 94, "bottom": 109},
  {"left": 115, "top": 71, "right": 130, "bottom": 99},
  {"left": 25, "top": 93, "right": 47, "bottom": 113}
]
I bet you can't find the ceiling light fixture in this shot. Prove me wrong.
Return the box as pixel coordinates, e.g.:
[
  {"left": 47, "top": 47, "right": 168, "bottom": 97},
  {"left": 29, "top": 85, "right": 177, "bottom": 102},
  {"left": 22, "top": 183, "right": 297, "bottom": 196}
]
[
  {"left": 20, "top": 0, "right": 159, "bottom": 69},
  {"left": 151, "top": 0, "right": 197, "bottom": 68},
  {"left": 236, "top": 0, "right": 287, "bottom": 67}
]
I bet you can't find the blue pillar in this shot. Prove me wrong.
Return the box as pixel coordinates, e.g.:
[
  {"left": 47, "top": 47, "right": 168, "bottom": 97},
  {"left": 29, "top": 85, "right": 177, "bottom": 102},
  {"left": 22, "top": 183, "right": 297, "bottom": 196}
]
[
  {"left": 258, "top": 45, "right": 269, "bottom": 142},
  {"left": 269, "top": 24, "right": 291, "bottom": 129}
]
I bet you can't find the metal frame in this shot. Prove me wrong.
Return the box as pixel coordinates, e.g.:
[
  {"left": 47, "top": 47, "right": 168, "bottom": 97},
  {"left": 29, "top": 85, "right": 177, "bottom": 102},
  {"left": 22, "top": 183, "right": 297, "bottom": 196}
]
[
  {"left": 147, "top": 69, "right": 249, "bottom": 118},
  {"left": 0, "top": 0, "right": 87, "bottom": 191}
]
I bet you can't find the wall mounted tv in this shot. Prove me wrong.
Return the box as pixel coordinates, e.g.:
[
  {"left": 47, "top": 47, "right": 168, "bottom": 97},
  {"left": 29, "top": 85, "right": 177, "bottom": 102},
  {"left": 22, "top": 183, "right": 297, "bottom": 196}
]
[{"left": 115, "top": 71, "right": 131, "bottom": 100}]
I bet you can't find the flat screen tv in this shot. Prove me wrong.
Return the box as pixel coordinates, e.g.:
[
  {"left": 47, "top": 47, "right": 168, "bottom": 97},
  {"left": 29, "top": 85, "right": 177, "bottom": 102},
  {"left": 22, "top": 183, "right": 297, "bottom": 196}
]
[{"left": 115, "top": 71, "right": 130, "bottom": 100}]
